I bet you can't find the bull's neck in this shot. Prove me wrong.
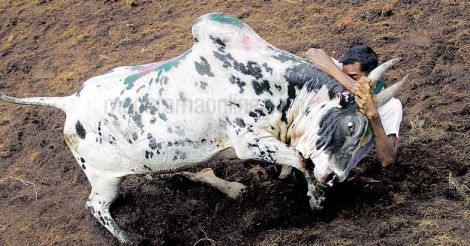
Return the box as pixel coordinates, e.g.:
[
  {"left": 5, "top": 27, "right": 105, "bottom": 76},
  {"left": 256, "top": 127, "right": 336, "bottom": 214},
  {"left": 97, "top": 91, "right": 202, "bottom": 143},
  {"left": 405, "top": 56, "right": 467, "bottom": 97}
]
[
  {"left": 283, "top": 86, "right": 331, "bottom": 156},
  {"left": 275, "top": 63, "right": 344, "bottom": 158}
]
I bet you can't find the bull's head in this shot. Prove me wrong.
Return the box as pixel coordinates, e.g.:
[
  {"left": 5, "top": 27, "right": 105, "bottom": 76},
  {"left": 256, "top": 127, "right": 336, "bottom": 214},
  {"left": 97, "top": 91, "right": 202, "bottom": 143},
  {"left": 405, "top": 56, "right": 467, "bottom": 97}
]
[{"left": 287, "top": 59, "right": 408, "bottom": 204}]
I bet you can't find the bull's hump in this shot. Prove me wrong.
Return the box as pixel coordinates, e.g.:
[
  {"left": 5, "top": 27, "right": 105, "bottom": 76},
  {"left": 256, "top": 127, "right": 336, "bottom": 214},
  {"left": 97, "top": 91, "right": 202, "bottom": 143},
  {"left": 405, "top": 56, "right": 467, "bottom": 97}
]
[{"left": 192, "top": 13, "right": 270, "bottom": 52}]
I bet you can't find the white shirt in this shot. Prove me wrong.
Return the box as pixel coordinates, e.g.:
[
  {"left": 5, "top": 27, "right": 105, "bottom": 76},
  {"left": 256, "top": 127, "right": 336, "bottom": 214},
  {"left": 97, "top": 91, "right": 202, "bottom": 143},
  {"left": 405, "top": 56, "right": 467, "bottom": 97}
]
[
  {"left": 378, "top": 97, "right": 402, "bottom": 136},
  {"left": 332, "top": 58, "right": 403, "bottom": 137}
]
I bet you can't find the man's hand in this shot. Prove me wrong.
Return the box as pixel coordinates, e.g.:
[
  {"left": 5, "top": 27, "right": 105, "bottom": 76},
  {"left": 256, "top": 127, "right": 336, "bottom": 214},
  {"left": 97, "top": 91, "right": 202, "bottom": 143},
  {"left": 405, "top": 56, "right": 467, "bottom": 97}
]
[
  {"left": 355, "top": 76, "right": 398, "bottom": 167},
  {"left": 355, "top": 77, "right": 379, "bottom": 120},
  {"left": 305, "top": 48, "right": 334, "bottom": 70}
]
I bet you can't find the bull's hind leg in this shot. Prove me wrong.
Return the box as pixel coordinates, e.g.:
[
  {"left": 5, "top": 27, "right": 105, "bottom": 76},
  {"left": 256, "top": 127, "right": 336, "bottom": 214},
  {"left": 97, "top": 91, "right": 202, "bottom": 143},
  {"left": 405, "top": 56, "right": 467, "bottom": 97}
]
[
  {"left": 149, "top": 168, "right": 246, "bottom": 199},
  {"left": 85, "top": 172, "right": 130, "bottom": 243},
  {"left": 65, "top": 135, "right": 132, "bottom": 242},
  {"left": 179, "top": 168, "right": 246, "bottom": 199}
]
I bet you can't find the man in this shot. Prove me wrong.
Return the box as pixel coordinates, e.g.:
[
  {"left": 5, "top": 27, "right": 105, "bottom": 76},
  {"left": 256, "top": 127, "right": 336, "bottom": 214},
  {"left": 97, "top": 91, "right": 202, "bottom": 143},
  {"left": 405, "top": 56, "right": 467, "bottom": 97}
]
[{"left": 305, "top": 45, "right": 403, "bottom": 168}]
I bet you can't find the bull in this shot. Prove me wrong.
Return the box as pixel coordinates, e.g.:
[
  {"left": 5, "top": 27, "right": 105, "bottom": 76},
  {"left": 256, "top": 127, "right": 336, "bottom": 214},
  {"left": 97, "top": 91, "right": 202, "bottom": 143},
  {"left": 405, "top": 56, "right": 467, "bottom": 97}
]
[{"left": 0, "top": 13, "right": 406, "bottom": 243}]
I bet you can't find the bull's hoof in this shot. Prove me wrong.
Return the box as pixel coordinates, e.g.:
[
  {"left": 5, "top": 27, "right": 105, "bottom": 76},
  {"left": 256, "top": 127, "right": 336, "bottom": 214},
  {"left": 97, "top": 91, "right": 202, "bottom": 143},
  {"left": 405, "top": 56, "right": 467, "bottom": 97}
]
[
  {"left": 309, "top": 196, "right": 325, "bottom": 211},
  {"left": 145, "top": 173, "right": 175, "bottom": 181},
  {"left": 225, "top": 181, "right": 247, "bottom": 199},
  {"left": 278, "top": 172, "right": 291, "bottom": 180},
  {"left": 144, "top": 174, "right": 155, "bottom": 181},
  {"left": 121, "top": 232, "right": 150, "bottom": 245},
  {"left": 277, "top": 165, "right": 293, "bottom": 180}
]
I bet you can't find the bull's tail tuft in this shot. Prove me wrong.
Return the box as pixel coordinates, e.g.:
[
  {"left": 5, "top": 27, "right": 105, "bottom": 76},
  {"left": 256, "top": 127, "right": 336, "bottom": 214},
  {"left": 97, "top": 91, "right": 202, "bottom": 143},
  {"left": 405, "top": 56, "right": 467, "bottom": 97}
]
[{"left": 0, "top": 93, "right": 73, "bottom": 112}]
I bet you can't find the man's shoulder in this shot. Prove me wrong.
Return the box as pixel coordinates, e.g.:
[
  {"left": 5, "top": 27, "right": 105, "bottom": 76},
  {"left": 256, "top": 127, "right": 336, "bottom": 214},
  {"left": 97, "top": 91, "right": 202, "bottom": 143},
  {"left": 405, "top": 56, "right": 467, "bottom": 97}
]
[
  {"left": 378, "top": 97, "right": 403, "bottom": 124},
  {"left": 379, "top": 97, "right": 402, "bottom": 112}
]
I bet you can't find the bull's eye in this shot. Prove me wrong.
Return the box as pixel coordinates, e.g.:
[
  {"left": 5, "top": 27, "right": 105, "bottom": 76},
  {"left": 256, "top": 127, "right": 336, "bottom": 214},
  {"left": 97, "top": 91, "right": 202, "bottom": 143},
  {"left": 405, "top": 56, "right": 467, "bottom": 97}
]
[{"left": 347, "top": 122, "right": 355, "bottom": 134}]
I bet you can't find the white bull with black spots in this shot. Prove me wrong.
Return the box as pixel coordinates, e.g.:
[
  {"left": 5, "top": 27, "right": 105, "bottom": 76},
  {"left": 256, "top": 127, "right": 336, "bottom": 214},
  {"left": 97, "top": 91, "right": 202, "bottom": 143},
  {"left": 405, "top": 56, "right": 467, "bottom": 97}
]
[{"left": 0, "top": 13, "right": 406, "bottom": 243}]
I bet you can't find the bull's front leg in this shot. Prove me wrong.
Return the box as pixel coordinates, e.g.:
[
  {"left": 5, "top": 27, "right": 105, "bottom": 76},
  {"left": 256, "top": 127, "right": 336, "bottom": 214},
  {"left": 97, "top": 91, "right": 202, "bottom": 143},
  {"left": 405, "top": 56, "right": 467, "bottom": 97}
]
[
  {"left": 228, "top": 131, "right": 326, "bottom": 209},
  {"left": 303, "top": 170, "right": 327, "bottom": 210},
  {"left": 230, "top": 133, "right": 304, "bottom": 169}
]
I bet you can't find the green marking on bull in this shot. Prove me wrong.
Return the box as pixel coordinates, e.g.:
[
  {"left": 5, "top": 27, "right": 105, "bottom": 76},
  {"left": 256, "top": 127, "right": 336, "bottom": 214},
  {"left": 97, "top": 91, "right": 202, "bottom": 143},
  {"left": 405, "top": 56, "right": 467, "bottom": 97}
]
[
  {"left": 159, "top": 113, "right": 167, "bottom": 121},
  {"left": 124, "top": 74, "right": 141, "bottom": 90},
  {"left": 122, "top": 97, "right": 131, "bottom": 108},
  {"left": 209, "top": 13, "right": 243, "bottom": 28},
  {"left": 351, "top": 123, "right": 374, "bottom": 158},
  {"left": 373, "top": 78, "right": 385, "bottom": 95},
  {"left": 155, "top": 50, "right": 191, "bottom": 76},
  {"left": 130, "top": 65, "right": 145, "bottom": 71}
]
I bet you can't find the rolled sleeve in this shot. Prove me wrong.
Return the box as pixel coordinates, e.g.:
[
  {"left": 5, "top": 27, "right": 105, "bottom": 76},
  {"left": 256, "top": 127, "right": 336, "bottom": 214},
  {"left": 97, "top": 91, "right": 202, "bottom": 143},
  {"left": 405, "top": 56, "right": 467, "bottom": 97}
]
[{"left": 331, "top": 57, "right": 343, "bottom": 70}]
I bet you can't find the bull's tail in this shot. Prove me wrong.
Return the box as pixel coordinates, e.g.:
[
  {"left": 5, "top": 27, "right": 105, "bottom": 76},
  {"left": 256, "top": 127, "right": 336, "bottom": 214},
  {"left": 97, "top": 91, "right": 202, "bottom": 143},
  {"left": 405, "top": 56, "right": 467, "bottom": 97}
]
[{"left": 0, "top": 93, "right": 73, "bottom": 112}]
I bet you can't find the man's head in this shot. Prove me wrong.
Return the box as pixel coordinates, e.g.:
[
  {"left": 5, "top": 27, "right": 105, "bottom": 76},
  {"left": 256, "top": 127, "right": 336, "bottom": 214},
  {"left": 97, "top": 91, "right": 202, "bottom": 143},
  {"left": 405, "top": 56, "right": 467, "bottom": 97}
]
[{"left": 341, "top": 45, "right": 379, "bottom": 81}]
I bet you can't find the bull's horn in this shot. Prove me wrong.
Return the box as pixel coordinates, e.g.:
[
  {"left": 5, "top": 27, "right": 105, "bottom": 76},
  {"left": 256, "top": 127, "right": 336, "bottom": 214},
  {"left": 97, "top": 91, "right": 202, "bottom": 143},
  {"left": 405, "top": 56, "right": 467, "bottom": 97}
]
[
  {"left": 367, "top": 58, "right": 401, "bottom": 84},
  {"left": 376, "top": 74, "right": 409, "bottom": 107}
]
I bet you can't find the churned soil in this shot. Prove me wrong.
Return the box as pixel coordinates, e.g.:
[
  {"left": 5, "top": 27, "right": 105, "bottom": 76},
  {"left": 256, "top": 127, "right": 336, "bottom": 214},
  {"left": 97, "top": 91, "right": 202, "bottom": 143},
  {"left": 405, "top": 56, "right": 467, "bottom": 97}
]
[{"left": 0, "top": 0, "right": 469, "bottom": 245}]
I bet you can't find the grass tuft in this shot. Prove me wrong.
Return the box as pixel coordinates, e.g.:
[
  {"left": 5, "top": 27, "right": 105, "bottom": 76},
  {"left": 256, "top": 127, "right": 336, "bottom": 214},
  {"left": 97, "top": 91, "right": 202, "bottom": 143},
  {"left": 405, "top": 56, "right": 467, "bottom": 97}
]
[
  {"left": 408, "top": 115, "right": 425, "bottom": 141},
  {"left": 448, "top": 172, "right": 470, "bottom": 207}
]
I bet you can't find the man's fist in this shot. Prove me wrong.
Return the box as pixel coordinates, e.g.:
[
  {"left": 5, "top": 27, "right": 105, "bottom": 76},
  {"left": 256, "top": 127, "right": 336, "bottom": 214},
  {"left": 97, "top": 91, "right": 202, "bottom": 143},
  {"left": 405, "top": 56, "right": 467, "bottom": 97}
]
[
  {"left": 305, "top": 48, "right": 332, "bottom": 70},
  {"left": 355, "top": 77, "right": 379, "bottom": 120}
]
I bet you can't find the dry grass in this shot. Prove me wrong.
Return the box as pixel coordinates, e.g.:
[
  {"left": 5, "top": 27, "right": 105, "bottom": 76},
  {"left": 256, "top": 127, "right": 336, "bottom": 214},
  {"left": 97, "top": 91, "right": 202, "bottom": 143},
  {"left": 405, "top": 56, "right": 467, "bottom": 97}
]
[
  {"left": 193, "top": 228, "right": 216, "bottom": 246},
  {"left": 448, "top": 172, "right": 470, "bottom": 207},
  {"left": 29, "top": 152, "right": 39, "bottom": 161},
  {"left": 407, "top": 115, "right": 447, "bottom": 143},
  {"left": 419, "top": 219, "right": 436, "bottom": 227},
  {"left": 429, "top": 234, "right": 461, "bottom": 245},
  {"left": 125, "top": 0, "right": 139, "bottom": 7},
  {"left": 0, "top": 150, "right": 11, "bottom": 158},
  {"left": 0, "top": 112, "right": 13, "bottom": 126},
  {"left": 410, "top": 115, "right": 425, "bottom": 131},
  {"left": 0, "top": 175, "right": 38, "bottom": 202},
  {"left": 463, "top": 210, "right": 470, "bottom": 221},
  {"left": 0, "top": 142, "right": 11, "bottom": 158},
  {"left": 332, "top": 239, "right": 354, "bottom": 246},
  {"left": 2, "top": 34, "right": 15, "bottom": 50},
  {"left": 58, "top": 72, "right": 74, "bottom": 82},
  {"left": 408, "top": 115, "right": 425, "bottom": 141}
]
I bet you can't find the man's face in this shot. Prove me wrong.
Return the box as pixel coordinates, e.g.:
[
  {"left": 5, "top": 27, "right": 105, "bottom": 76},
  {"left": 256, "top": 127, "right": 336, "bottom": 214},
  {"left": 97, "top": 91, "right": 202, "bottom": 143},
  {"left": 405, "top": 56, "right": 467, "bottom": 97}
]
[{"left": 343, "top": 62, "right": 368, "bottom": 81}]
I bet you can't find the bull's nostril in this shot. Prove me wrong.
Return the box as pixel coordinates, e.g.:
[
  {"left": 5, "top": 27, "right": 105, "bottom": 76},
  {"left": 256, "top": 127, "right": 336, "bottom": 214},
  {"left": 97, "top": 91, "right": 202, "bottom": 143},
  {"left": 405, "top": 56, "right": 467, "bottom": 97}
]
[
  {"left": 325, "top": 173, "right": 337, "bottom": 186},
  {"left": 325, "top": 173, "right": 335, "bottom": 182}
]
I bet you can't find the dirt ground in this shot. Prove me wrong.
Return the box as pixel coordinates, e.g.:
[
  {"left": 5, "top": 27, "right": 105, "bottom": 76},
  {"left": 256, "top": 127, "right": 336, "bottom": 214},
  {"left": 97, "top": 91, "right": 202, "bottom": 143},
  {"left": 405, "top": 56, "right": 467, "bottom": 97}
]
[{"left": 0, "top": 0, "right": 469, "bottom": 245}]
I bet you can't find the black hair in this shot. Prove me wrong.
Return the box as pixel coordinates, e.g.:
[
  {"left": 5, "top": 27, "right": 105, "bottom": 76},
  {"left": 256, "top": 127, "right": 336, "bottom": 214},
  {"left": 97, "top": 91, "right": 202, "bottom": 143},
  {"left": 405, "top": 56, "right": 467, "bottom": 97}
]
[{"left": 340, "top": 45, "right": 378, "bottom": 73}]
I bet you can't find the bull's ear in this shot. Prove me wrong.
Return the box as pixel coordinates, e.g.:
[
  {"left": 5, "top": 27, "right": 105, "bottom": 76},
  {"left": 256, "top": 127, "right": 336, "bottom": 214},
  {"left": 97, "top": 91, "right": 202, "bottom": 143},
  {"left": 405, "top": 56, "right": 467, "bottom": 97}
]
[{"left": 336, "top": 91, "right": 353, "bottom": 108}]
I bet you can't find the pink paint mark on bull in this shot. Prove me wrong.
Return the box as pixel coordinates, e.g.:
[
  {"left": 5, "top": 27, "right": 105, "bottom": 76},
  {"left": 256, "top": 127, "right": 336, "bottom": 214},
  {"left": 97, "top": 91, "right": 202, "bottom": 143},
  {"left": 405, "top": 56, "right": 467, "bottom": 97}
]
[
  {"left": 140, "top": 58, "right": 175, "bottom": 73},
  {"left": 241, "top": 35, "right": 251, "bottom": 49},
  {"left": 127, "top": 57, "right": 177, "bottom": 81}
]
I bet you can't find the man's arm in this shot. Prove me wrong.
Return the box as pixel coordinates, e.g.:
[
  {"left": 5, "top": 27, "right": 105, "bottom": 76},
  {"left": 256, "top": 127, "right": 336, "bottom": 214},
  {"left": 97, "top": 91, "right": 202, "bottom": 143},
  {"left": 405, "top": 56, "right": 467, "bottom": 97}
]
[
  {"left": 355, "top": 77, "right": 398, "bottom": 167},
  {"left": 305, "top": 48, "right": 357, "bottom": 92},
  {"left": 369, "top": 118, "right": 399, "bottom": 167}
]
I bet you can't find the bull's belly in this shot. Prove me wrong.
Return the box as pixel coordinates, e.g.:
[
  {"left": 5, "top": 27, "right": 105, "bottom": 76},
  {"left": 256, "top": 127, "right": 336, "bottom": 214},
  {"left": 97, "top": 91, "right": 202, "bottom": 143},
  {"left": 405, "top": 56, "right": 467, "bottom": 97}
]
[
  {"left": 63, "top": 114, "right": 231, "bottom": 175},
  {"left": 125, "top": 133, "right": 230, "bottom": 174},
  {"left": 139, "top": 145, "right": 228, "bottom": 173}
]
